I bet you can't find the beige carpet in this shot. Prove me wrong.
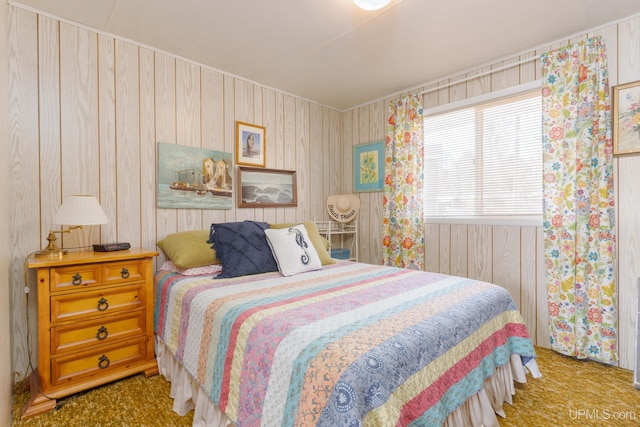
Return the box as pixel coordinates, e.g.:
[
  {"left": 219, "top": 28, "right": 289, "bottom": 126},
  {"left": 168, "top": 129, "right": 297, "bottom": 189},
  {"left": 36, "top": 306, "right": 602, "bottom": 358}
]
[{"left": 11, "top": 347, "right": 640, "bottom": 426}]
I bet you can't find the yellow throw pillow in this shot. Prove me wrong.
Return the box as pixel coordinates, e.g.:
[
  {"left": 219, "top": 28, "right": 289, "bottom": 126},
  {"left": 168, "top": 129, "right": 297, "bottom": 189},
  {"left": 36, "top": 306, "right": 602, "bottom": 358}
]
[
  {"left": 268, "top": 221, "right": 335, "bottom": 265},
  {"left": 156, "top": 229, "right": 220, "bottom": 268}
]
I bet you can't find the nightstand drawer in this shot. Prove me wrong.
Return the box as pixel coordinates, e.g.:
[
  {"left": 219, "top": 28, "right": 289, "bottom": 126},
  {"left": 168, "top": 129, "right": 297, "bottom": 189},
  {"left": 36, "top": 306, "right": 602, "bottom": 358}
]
[
  {"left": 51, "top": 337, "right": 147, "bottom": 387},
  {"left": 50, "top": 264, "right": 103, "bottom": 292},
  {"left": 51, "top": 284, "right": 144, "bottom": 323},
  {"left": 103, "top": 260, "right": 146, "bottom": 285},
  {"left": 51, "top": 310, "right": 146, "bottom": 355}
]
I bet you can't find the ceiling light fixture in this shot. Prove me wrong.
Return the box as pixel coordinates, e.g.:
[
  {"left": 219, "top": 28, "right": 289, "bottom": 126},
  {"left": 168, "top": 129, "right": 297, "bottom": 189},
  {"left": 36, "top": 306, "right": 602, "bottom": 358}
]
[{"left": 353, "top": 0, "right": 392, "bottom": 11}]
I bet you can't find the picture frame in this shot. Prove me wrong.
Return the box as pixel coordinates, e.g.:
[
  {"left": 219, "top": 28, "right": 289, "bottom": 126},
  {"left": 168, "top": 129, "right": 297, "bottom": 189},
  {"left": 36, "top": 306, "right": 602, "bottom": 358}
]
[
  {"left": 237, "top": 166, "right": 297, "bottom": 208},
  {"left": 236, "top": 121, "right": 266, "bottom": 167},
  {"left": 157, "top": 142, "right": 233, "bottom": 209},
  {"left": 613, "top": 80, "right": 640, "bottom": 155},
  {"left": 353, "top": 140, "right": 385, "bottom": 192}
]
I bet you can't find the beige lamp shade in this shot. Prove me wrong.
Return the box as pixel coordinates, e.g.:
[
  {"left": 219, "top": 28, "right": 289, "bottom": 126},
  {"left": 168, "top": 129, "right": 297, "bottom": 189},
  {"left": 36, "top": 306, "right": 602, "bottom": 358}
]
[{"left": 53, "top": 195, "right": 109, "bottom": 226}]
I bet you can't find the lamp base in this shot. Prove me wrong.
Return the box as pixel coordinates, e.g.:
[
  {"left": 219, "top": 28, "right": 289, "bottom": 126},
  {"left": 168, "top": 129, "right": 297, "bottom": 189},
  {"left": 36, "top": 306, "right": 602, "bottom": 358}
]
[
  {"left": 35, "top": 248, "right": 67, "bottom": 257},
  {"left": 36, "top": 230, "right": 67, "bottom": 257}
]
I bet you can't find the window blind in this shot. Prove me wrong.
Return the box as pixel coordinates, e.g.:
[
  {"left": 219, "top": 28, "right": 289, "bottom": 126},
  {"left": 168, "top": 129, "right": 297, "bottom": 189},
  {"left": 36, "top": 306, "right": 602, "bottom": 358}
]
[{"left": 423, "top": 91, "right": 542, "bottom": 219}]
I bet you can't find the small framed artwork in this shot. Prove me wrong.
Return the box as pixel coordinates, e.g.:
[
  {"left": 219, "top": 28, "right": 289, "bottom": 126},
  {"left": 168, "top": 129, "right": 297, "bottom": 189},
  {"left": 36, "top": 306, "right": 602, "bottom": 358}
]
[
  {"left": 353, "top": 140, "right": 384, "bottom": 192},
  {"left": 236, "top": 121, "right": 266, "bottom": 167},
  {"left": 157, "top": 142, "right": 233, "bottom": 209},
  {"left": 613, "top": 80, "right": 640, "bottom": 155},
  {"left": 237, "top": 166, "right": 297, "bottom": 208}
]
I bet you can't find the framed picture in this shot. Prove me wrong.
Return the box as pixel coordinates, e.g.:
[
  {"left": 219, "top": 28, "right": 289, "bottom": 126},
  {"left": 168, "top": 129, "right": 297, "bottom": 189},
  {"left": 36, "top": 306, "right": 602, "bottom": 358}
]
[
  {"left": 613, "top": 80, "right": 640, "bottom": 155},
  {"left": 236, "top": 121, "right": 266, "bottom": 167},
  {"left": 353, "top": 140, "right": 385, "bottom": 192},
  {"left": 237, "top": 166, "right": 297, "bottom": 208},
  {"left": 157, "top": 142, "right": 233, "bottom": 209}
]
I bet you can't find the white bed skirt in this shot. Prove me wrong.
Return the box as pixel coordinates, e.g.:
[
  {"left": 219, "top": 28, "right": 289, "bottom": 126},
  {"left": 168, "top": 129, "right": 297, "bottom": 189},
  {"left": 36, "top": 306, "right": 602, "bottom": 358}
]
[{"left": 155, "top": 336, "right": 539, "bottom": 427}]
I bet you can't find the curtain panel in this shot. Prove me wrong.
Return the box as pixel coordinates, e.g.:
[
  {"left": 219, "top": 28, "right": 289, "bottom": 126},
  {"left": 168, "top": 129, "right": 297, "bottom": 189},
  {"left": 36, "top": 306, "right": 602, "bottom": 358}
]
[
  {"left": 541, "top": 36, "right": 618, "bottom": 364},
  {"left": 382, "top": 93, "right": 425, "bottom": 270}
]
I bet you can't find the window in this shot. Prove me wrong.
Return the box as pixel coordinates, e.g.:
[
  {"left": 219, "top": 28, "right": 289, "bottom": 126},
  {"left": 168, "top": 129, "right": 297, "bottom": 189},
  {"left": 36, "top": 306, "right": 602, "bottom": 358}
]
[{"left": 423, "top": 89, "right": 542, "bottom": 223}]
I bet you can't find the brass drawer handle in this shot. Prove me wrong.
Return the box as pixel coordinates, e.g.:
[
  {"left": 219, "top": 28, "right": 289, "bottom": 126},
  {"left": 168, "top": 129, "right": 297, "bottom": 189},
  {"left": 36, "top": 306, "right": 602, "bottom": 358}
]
[
  {"left": 96, "top": 326, "right": 108, "bottom": 341},
  {"left": 72, "top": 273, "right": 82, "bottom": 286},
  {"left": 98, "top": 354, "right": 110, "bottom": 369},
  {"left": 97, "top": 297, "right": 109, "bottom": 312},
  {"left": 120, "top": 268, "right": 130, "bottom": 279}
]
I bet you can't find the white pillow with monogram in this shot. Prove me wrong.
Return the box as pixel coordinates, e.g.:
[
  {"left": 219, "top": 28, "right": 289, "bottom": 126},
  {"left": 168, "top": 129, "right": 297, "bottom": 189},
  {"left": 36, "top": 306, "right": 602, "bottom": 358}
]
[{"left": 264, "top": 224, "right": 322, "bottom": 276}]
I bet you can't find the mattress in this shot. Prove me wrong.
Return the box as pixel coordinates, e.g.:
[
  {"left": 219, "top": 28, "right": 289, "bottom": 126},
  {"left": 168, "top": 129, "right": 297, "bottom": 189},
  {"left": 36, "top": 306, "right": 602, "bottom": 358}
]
[{"left": 154, "top": 261, "right": 540, "bottom": 426}]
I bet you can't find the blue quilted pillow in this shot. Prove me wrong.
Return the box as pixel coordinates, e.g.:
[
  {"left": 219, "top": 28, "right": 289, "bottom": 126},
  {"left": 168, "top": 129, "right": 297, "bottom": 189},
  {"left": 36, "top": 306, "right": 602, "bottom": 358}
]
[{"left": 208, "top": 221, "right": 278, "bottom": 278}]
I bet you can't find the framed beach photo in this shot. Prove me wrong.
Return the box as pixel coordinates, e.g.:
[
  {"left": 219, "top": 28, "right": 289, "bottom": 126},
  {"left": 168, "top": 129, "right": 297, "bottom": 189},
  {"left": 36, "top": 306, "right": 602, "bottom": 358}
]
[
  {"left": 236, "top": 121, "right": 266, "bottom": 167},
  {"left": 613, "top": 80, "right": 640, "bottom": 155},
  {"left": 237, "top": 166, "right": 297, "bottom": 208},
  {"left": 353, "top": 140, "right": 384, "bottom": 192},
  {"left": 157, "top": 142, "right": 233, "bottom": 209}
]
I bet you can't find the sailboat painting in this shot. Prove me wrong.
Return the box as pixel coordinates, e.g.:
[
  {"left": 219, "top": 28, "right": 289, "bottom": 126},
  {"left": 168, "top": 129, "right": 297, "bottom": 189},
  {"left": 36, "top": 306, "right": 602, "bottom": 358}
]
[{"left": 157, "top": 142, "right": 233, "bottom": 209}]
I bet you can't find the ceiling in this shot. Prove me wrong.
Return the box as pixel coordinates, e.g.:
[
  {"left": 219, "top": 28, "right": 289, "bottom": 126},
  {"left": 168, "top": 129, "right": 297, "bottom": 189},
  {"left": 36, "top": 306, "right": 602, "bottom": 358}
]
[{"left": 10, "top": 0, "right": 640, "bottom": 110}]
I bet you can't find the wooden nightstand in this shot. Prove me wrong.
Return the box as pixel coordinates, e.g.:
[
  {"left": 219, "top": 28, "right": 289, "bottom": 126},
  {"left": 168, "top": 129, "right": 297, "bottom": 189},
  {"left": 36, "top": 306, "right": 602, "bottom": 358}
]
[{"left": 21, "top": 248, "right": 159, "bottom": 418}]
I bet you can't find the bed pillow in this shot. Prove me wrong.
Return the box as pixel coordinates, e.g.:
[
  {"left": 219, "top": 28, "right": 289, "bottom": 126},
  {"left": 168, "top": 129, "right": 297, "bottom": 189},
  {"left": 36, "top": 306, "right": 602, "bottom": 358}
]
[
  {"left": 264, "top": 224, "right": 322, "bottom": 276},
  {"left": 268, "top": 221, "right": 335, "bottom": 265},
  {"left": 158, "top": 260, "right": 223, "bottom": 276},
  {"left": 208, "top": 221, "right": 278, "bottom": 278},
  {"left": 156, "top": 229, "right": 220, "bottom": 268}
]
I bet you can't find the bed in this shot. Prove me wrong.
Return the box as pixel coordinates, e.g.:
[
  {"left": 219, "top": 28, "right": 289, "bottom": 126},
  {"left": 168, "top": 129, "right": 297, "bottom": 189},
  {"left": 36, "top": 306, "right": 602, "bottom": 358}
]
[{"left": 153, "top": 221, "right": 540, "bottom": 427}]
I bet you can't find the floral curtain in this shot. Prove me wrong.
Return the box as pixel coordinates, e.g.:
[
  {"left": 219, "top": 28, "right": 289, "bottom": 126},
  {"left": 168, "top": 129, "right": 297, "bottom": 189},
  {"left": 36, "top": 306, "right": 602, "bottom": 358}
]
[
  {"left": 382, "top": 93, "right": 424, "bottom": 269},
  {"left": 541, "top": 36, "right": 617, "bottom": 364}
]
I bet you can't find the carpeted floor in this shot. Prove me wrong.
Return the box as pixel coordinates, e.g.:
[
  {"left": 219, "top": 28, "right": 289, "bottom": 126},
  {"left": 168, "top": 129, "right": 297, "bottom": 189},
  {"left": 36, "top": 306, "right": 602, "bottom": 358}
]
[
  {"left": 10, "top": 347, "right": 640, "bottom": 426},
  {"left": 12, "top": 371, "right": 193, "bottom": 427},
  {"left": 500, "top": 347, "right": 640, "bottom": 427}
]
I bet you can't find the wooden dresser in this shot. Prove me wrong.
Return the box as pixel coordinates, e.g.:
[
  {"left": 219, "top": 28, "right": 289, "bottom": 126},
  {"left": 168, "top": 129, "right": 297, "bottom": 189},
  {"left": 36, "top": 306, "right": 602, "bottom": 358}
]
[{"left": 22, "top": 248, "right": 159, "bottom": 418}]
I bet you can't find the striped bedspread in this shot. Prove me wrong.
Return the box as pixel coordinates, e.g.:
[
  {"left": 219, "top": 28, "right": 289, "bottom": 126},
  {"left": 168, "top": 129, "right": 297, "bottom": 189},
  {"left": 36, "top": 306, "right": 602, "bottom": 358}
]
[{"left": 154, "top": 261, "right": 536, "bottom": 427}]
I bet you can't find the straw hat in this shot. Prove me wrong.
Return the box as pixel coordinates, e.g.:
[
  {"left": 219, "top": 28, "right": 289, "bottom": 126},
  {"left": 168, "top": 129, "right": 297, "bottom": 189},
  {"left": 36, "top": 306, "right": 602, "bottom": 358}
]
[{"left": 327, "top": 194, "right": 360, "bottom": 223}]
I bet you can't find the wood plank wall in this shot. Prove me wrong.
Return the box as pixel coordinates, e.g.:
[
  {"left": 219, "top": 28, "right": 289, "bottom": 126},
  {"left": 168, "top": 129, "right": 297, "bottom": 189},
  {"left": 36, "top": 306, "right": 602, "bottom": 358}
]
[
  {"left": 7, "top": 7, "right": 342, "bottom": 380},
  {"left": 344, "top": 17, "right": 640, "bottom": 371},
  {"left": 0, "top": 1, "right": 12, "bottom": 422}
]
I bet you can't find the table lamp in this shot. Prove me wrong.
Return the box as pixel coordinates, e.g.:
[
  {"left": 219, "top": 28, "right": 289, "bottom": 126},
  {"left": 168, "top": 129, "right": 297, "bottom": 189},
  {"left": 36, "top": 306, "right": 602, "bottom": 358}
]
[{"left": 37, "top": 195, "right": 109, "bottom": 256}]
